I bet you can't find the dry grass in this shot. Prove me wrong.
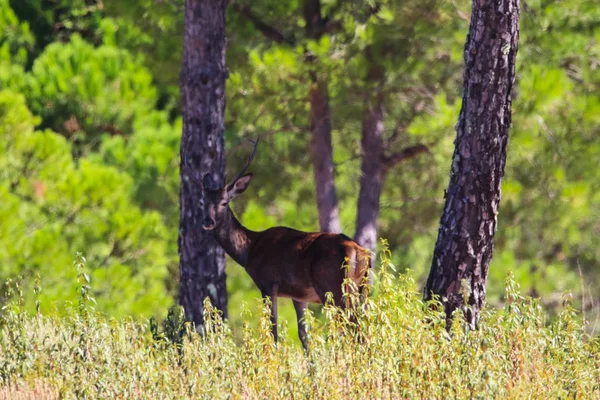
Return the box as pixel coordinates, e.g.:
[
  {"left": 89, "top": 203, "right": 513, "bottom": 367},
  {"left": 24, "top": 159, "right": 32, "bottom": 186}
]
[
  {"left": 0, "top": 246, "right": 599, "bottom": 399},
  {"left": 0, "top": 380, "right": 58, "bottom": 400}
]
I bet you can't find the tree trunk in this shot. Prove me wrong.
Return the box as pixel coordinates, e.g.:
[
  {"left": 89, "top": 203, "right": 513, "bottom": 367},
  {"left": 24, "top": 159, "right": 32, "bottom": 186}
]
[
  {"left": 355, "top": 59, "right": 429, "bottom": 253},
  {"left": 305, "top": 0, "right": 341, "bottom": 233},
  {"left": 355, "top": 89, "right": 385, "bottom": 252},
  {"left": 309, "top": 81, "right": 342, "bottom": 233},
  {"left": 424, "top": 0, "right": 520, "bottom": 327},
  {"left": 179, "top": 0, "right": 229, "bottom": 329}
]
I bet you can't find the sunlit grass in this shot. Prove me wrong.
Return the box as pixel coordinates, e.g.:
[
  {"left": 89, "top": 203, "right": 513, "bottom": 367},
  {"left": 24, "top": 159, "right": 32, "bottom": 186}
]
[{"left": 1, "top": 246, "right": 599, "bottom": 399}]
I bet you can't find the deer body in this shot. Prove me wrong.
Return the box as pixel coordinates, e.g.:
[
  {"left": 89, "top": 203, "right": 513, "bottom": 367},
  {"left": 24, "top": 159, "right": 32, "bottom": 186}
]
[
  {"left": 187, "top": 138, "right": 370, "bottom": 349},
  {"left": 211, "top": 203, "right": 370, "bottom": 349},
  {"left": 215, "top": 218, "right": 369, "bottom": 302}
]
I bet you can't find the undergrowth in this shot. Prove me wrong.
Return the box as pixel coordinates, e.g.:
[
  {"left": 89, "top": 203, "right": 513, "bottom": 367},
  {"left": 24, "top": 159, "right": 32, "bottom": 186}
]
[{"left": 0, "top": 247, "right": 599, "bottom": 399}]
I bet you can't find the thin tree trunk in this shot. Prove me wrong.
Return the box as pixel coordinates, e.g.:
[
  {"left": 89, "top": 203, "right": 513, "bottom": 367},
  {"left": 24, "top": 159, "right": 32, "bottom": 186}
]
[
  {"left": 309, "top": 81, "right": 341, "bottom": 233},
  {"left": 179, "top": 0, "right": 229, "bottom": 329},
  {"left": 355, "top": 88, "right": 385, "bottom": 252},
  {"left": 424, "top": 0, "right": 520, "bottom": 327},
  {"left": 305, "top": 0, "right": 341, "bottom": 233},
  {"left": 355, "top": 59, "right": 429, "bottom": 253}
]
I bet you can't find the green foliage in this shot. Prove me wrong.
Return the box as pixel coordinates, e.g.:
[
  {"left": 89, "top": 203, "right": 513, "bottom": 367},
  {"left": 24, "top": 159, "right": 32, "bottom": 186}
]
[
  {"left": 490, "top": 0, "right": 600, "bottom": 302},
  {"left": 0, "top": 90, "right": 172, "bottom": 317},
  {"left": 9, "top": 0, "right": 106, "bottom": 57},
  {"left": 26, "top": 34, "right": 156, "bottom": 143},
  {"left": 222, "top": 0, "right": 600, "bottom": 311},
  {"left": 102, "top": 0, "right": 184, "bottom": 98},
  {"left": 0, "top": 253, "right": 598, "bottom": 398},
  {"left": 0, "top": 0, "right": 31, "bottom": 93},
  {"left": 0, "top": 0, "right": 598, "bottom": 323},
  {"left": 0, "top": 0, "right": 34, "bottom": 66}
]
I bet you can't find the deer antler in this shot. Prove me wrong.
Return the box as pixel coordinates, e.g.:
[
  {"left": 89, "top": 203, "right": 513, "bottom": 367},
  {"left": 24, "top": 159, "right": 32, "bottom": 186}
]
[
  {"left": 230, "top": 137, "right": 259, "bottom": 183},
  {"left": 182, "top": 134, "right": 204, "bottom": 187}
]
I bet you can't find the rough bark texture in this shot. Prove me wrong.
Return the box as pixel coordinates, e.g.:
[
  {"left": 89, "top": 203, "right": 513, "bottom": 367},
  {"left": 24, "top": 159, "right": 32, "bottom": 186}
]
[
  {"left": 305, "top": 0, "right": 341, "bottom": 233},
  {"left": 424, "top": 0, "right": 520, "bottom": 327},
  {"left": 179, "top": 0, "right": 229, "bottom": 328}
]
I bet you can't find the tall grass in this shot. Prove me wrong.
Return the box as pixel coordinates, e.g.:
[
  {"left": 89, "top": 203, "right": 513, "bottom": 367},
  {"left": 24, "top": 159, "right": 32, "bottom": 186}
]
[{"left": 1, "top": 247, "right": 599, "bottom": 399}]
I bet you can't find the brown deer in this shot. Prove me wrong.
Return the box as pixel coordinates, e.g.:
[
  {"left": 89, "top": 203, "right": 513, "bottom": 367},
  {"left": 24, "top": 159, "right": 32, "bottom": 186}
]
[{"left": 185, "top": 137, "right": 371, "bottom": 349}]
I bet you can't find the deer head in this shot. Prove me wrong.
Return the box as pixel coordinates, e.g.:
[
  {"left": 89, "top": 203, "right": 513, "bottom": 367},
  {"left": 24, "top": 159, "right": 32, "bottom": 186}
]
[
  {"left": 198, "top": 173, "right": 252, "bottom": 230},
  {"left": 184, "top": 137, "right": 258, "bottom": 231}
]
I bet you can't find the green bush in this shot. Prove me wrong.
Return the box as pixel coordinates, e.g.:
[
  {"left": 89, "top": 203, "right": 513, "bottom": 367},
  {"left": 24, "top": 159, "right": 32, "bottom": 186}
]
[
  {"left": 0, "top": 90, "right": 173, "bottom": 318},
  {"left": 26, "top": 34, "right": 156, "bottom": 143},
  {"left": 0, "top": 249, "right": 598, "bottom": 399}
]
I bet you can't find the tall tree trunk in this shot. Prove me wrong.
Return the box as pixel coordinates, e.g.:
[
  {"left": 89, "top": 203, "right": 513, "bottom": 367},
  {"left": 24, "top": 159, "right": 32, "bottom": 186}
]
[
  {"left": 309, "top": 81, "right": 341, "bottom": 233},
  {"left": 424, "top": 0, "right": 520, "bottom": 327},
  {"left": 305, "top": 0, "right": 341, "bottom": 233},
  {"left": 355, "top": 85, "right": 385, "bottom": 252},
  {"left": 354, "top": 56, "right": 429, "bottom": 253},
  {"left": 179, "top": 0, "right": 229, "bottom": 329}
]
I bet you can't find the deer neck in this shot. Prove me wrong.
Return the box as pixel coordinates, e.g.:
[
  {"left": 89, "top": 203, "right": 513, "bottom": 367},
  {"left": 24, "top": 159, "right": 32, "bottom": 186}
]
[{"left": 213, "top": 206, "right": 254, "bottom": 268}]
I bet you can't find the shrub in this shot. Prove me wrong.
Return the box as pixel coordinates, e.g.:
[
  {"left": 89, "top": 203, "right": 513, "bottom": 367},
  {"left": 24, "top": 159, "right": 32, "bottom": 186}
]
[{"left": 0, "top": 247, "right": 598, "bottom": 399}]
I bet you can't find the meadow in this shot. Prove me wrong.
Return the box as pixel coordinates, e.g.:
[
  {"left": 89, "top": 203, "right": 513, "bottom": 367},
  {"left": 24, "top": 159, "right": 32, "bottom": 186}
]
[{"left": 1, "top": 247, "right": 598, "bottom": 399}]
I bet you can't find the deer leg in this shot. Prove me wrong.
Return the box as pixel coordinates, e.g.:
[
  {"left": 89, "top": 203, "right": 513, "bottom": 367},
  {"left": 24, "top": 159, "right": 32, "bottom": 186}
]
[
  {"left": 293, "top": 300, "right": 308, "bottom": 351},
  {"left": 262, "top": 284, "right": 279, "bottom": 342}
]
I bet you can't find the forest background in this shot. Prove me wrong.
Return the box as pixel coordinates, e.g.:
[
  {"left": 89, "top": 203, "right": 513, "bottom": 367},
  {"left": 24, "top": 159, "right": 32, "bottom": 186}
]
[{"left": 0, "top": 0, "right": 598, "bottom": 335}]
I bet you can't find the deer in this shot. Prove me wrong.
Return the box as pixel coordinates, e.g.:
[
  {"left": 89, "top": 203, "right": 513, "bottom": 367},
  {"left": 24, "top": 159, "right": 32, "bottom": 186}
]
[{"left": 185, "top": 137, "right": 371, "bottom": 350}]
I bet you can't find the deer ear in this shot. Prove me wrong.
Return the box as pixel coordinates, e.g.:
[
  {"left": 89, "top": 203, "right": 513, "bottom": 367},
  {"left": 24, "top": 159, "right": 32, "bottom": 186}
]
[{"left": 226, "top": 173, "right": 252, "bottom": 200}]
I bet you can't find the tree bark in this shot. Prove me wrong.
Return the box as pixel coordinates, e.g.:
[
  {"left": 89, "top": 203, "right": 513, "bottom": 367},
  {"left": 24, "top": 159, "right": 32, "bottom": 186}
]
[
  {"left": 355, "top": 59, "right": 430, "bottom": 253},
  {"left": 305, "top": 0, "right": 341, "bottom": 233},
  {"left": 179, "top": 0, "right": 229, "bottom": 329},
  {"left": 309, "top": 81, "right": 342, "bottom": 233},
  {"left": 354, "top": 83, "right": 385, "bottom": 252},
  {"left": 424, "top": 0, "right": 520, "bottom": 327}
]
